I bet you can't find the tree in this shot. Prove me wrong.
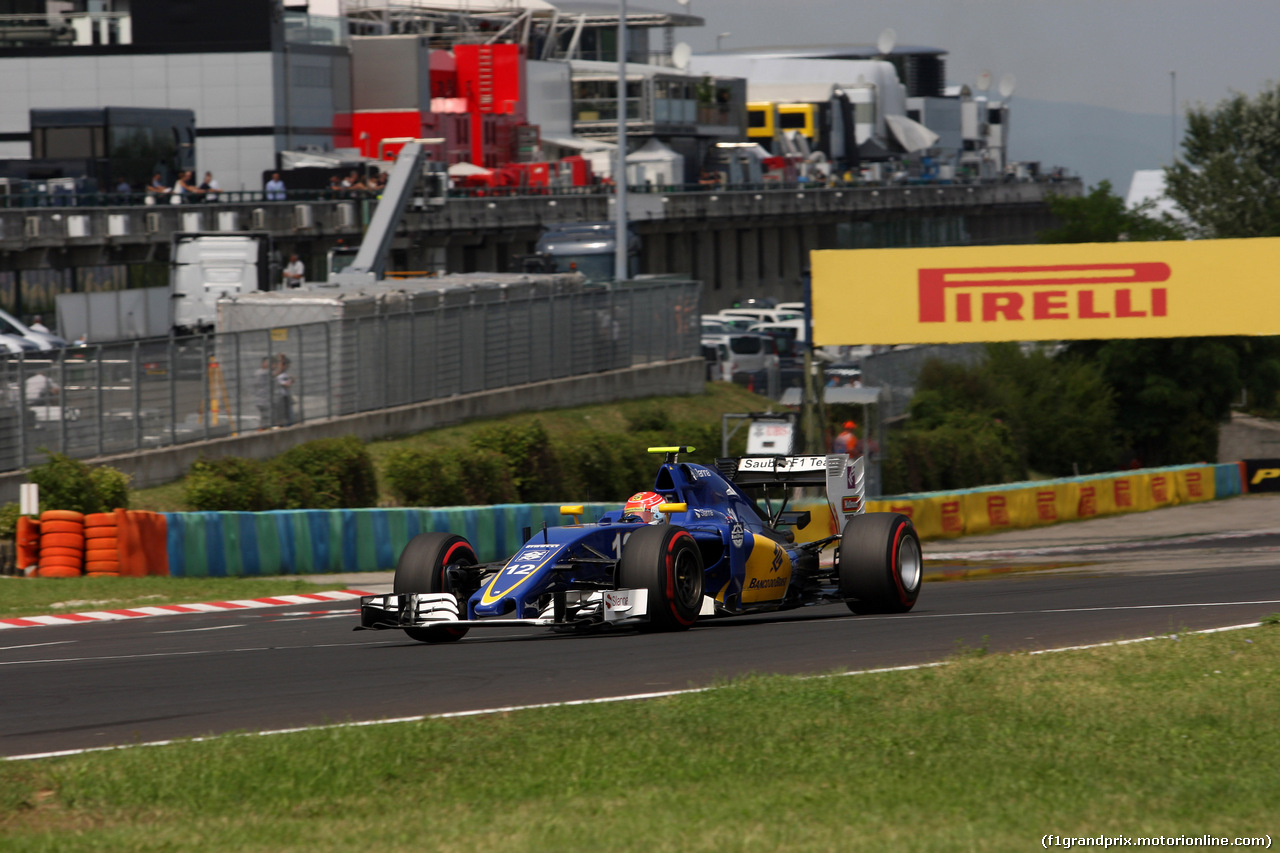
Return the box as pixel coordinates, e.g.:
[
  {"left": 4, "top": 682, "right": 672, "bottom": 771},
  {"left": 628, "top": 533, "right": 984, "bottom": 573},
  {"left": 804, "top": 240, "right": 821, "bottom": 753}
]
[
  {"left": 1165, "top": 84, "right": 1280, "bottom": 238},
  {"left": 1039, "top": 180, "right": 1184, "bottom": 243}
]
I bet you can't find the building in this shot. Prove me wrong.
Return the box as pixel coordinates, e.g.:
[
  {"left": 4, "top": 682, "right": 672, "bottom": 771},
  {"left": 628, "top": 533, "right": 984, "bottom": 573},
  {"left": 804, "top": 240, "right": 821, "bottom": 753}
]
[{"left": 0, "top": 0, "right": 351, "bottom": 190}]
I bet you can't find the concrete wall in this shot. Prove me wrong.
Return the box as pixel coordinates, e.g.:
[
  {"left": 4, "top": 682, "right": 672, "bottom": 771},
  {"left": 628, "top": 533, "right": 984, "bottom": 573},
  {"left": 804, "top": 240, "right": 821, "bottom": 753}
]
[
  {"left": 0, "top": 357, "right": 705, "bottom": 502},
  {"left": 1218, "top": 412, "right": 1280, "bottom": 462}
]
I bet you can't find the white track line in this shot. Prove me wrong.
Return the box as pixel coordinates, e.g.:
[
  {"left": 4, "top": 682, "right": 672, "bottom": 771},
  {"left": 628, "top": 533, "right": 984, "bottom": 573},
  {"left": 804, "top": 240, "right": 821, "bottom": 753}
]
[
  {"left": 927, "top": 528, "right": 1280, "bottom": 561},
  {"left": 4, "top": 620, "right": 1269, "bottom": 763}
]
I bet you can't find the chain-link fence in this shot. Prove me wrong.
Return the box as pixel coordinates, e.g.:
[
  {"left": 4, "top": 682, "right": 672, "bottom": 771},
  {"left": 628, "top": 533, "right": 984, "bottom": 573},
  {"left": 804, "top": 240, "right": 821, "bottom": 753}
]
[{"left": 0, "top": 280, "right": 701, "bottom": 472}]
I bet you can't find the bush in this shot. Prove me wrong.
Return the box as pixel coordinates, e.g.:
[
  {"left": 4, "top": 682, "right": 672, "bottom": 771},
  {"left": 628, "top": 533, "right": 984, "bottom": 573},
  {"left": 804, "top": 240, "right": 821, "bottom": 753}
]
[
  {"left": 89, "top": 466, "right": 131, "bottom": 512},
  {"left": 184, "top": 437, "right": 378, "bottom": 511},
  {"left": 383, "top": 448, "right": 460, "bottom": 507},
  {"left": 0, "top": 502, "right": 20, "bottom": 540},
  {"left": 451, "top": 447, "right": 518, "bottom": 505},
  {"left": 469, "top": 420, "right": 564, "bottom": 502},
  {"left": 27, "top": 453, "right": 132, "bottom": 515},
  {"left": 275, "top": 436, "right": 377, "bottom": 509},
  {"left": 883, "top": 412, "right": 1025, "bottom": 495},
  {"left": 184, "top": 457, "right": 270, "bottom": 512}
]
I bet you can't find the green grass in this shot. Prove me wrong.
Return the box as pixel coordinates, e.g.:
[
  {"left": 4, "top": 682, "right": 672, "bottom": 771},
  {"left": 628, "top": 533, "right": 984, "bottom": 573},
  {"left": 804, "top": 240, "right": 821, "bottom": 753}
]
[
  {"left": 2, "top": 625, "right": 1276, "bottom": 851},
  {"left": 128, "top": 383, "right": 775, "bottom": 512},
  {"left": 0, "top": 576, "right": 357, "bottom": 620}
]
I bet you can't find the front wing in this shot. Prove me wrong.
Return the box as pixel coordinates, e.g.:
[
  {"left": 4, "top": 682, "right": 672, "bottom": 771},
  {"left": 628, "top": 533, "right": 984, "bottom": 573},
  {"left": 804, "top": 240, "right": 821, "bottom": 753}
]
[{"left": 358, "top": 589, "right": 660, "bottom": 631}]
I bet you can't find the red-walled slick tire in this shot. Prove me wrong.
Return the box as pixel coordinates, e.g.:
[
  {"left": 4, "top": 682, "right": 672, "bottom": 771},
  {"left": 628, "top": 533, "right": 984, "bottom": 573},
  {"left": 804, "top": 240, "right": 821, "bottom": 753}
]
[
  {"left": 393, "top": 533, "right": 476, "bottom": 644},
  {"left": 618, "top": 525, "right": 704, "bottom": 632},
  {"left": 838, "top": 513, "right": 923, "bottom": 614}
]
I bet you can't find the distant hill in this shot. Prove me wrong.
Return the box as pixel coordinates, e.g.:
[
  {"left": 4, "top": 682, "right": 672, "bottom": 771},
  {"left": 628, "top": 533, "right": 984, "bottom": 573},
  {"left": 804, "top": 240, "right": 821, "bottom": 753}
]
[{"left": 1007, "top": 98, "right": 1174, "bottom": 193}]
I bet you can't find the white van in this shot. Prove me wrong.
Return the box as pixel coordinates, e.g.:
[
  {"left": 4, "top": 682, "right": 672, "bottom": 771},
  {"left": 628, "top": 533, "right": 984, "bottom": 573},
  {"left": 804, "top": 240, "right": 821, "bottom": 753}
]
[{"left": 718, "top": 307, "right": 804, "bottom": 325}]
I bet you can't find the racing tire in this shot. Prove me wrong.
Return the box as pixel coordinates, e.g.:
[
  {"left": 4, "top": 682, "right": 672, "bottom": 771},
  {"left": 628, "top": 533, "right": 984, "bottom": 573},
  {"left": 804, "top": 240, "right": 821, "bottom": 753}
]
[
  {"left": 618, "top": 525, "right": 704, "bottom": 632},
  {"left": 85, "top": 527, "right": 118, "bottom": 541},
  {"left": 84, "top": 513, "right": 116, "bottom": 528},
  {"left": 85, "top": 548, "right": 118, "bottom": 563},
  {"left": 838, "top": 513, "right": 922, "bottom": 614},
  {"left": 394, "top": 532, "right": 475, "bottom": 644}
]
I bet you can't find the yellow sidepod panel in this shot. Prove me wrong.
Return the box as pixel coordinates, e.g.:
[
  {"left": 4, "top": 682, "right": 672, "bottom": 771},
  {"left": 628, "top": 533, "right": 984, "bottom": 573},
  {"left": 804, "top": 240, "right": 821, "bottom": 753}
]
[{"left": 740, "top": 533, "right": 792, "bottom": 603}]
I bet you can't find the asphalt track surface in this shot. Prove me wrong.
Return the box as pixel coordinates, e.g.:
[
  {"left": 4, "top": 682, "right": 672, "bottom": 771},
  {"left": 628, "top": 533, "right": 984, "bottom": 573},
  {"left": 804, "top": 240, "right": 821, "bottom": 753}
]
[{"left": 3, "top": 509, "right": 1279, "bottom": 759}]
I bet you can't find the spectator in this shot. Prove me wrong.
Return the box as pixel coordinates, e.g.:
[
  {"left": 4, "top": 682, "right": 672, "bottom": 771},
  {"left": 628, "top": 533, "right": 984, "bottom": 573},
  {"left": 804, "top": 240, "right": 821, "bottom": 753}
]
[
  {"left": 274, "top": 353, "right": 295, "bottom": 426},
  {"left": 146, "top": 172, "right": 169, "bottom": 197},
  {"left": 282, "top": 253, "right": 305, "bottom": 288},
  {"left": 327, "top": 175, "right": 342, "bottom": 196},
  {"left": 115, "top": 178, "right": 131, "bottom": 194},
  {"left": 832, "top": 420, "right": 860, "bottom": 457},
  {"left": 254, "top": 356, "right": 273, "bottom": 430},
  {"left": 24, "top": 371, "right": 59, "bottom": 405},
  {"left": 198, "top": 171, "right": 219, "bottom": 202},
  {"left": 265, "top": 172, "right": 287, "bottom": 201},
  {"left": 29, "top": 315, "right": 50, "bottom": 334},
  {"left": 172, "top": 170, "right": 199, "bottom": 204}
]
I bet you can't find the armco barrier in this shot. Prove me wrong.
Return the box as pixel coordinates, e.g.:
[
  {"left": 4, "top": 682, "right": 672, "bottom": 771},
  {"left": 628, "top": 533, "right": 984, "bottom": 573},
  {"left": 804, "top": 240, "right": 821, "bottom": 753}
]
[
  {"left": 162, "top": 503, "right": 614, "bottom": 577},
  {"left": 792, "top": 462, "right": 1243, "bottom": 544}
]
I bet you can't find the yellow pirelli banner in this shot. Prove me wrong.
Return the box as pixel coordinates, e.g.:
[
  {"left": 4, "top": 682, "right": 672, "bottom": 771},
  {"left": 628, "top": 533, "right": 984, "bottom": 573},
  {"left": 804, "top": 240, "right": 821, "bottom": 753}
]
[
  {"left": 789, "top": 465, "right": 1216, "bottom": 543},
  {"left": 811, "top": 238, "right": 1280, "bottom": 345}
]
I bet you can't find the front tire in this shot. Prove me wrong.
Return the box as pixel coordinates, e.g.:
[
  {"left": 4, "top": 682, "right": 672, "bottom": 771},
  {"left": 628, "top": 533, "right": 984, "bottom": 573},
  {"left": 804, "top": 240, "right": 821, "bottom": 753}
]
[
  {"left": 618, "top": 525, "right": 704, "bottom": 632},
  {"left": 394, "top": 532, "right": 476, "bottom": 643},
  {"left": 838, "top": 513, "right": 922, "bottom": 614}
]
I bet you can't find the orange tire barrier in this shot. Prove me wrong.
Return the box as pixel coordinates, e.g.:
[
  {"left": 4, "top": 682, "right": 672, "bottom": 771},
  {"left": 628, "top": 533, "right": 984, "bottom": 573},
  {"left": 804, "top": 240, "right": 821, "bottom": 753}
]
[
  {"left": 40, "top": 510, "right": 85, "bottom": 523},
  {"left": 41, "top": 520, "right": 84, "bottom": 535},
  {"left": 116, "top": 509, "right": 169, "bottom": 577},
  {"left": 40, "top": 532, "right": 85, "bottom": 550},
  {"left": 37, "top": 565, "right": 81, "bottom": 578},
  {"left": 85, "top": 527, "right": 117, "bottom": 540},
  {"left": 85, "top": 548, "right": 118, "bottom": 562},
  {"left": 16, "top": 516, "right": 39, "bottom": 572},
  {"left": 38, "top": 555, "right": 82, "bottom": 569},
  {"left": 84, "top": 513, "right": 115, "bottom": 528},
  {"left": 85, "top": 561, "right": 121, "bottom": 572},
  {"left": 40, "top": 546, "right": 84, "bottom": 560},
  {"left": 87, "top": 571, "right": 120, "bottom": 578}
]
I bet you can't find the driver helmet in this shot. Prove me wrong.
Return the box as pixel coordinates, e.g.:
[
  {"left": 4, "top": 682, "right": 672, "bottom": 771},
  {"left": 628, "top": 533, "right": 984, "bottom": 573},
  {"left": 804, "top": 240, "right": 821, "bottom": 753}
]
[{"left": 624, "top": 491, "right": 666, "bottom": 524}]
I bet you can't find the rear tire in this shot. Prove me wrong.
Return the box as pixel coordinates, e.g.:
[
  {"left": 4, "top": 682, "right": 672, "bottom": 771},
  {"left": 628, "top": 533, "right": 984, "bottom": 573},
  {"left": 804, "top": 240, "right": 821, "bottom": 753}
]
[
  {"left": 394, "top": 532, "right": 475, "bottom": 643},
  {"left": 838, "top": 513, "right": 922, "bottom": 614},
  {"left": 618, "top": 525, "right": 704, "bottom": 632}
]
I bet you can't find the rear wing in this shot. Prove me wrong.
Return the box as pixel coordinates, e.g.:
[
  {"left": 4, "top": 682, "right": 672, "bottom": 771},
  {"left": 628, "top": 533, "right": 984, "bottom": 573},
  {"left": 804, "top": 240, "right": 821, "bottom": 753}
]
[{"left": 716, "top": 455, "right": 865, "bottom": 528}]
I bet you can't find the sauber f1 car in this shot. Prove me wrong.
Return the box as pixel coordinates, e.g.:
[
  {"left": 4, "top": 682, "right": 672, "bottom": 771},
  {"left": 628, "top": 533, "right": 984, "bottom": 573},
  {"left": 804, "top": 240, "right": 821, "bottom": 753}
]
[{"left": 358, "top": 447, "right": 922, "bottom": 643}]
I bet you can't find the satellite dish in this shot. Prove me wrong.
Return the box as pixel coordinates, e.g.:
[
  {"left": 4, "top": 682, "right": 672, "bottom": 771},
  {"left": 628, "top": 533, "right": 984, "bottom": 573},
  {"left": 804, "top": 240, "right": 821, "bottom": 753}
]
[
  {"left": 976, "top": 70, "right": 992, "bottom": 92},
  {"left": 998, "top": 73, "right": 1017, "bottom": 99},
  {"left": 876, "top": 27, "right": 896, "bottom": 55},
  {"left": 672, "top": 42, "right": 692, "bottom": 70}
]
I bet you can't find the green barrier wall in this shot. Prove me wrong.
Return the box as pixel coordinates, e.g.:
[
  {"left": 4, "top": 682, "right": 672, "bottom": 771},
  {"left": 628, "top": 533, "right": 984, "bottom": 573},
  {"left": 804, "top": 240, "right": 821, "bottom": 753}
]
[{"left": 163, "top": 503, "right": 614, "bottom": 578}]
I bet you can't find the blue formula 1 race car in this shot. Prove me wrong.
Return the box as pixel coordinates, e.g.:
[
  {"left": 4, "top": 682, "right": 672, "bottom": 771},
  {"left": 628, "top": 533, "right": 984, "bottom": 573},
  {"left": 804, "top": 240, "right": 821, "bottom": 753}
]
[{"left": 358, "top": 447, "right": 922, "bottom": 643}]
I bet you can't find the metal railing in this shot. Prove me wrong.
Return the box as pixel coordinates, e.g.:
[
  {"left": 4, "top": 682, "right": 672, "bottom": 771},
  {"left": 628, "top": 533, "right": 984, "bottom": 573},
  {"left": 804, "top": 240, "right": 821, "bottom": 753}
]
[
  {"left": 0, "top": 173, "right": 1081, "bottom": 209},
  {"left": 0, "top": 280, "right": 701, "bottom": 473}
]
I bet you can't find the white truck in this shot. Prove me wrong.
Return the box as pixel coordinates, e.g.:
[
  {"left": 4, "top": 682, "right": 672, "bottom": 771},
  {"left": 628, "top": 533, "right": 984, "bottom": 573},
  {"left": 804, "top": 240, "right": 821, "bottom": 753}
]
[{"left": 170, "top": 233, "right": 270, "bottom": 335}]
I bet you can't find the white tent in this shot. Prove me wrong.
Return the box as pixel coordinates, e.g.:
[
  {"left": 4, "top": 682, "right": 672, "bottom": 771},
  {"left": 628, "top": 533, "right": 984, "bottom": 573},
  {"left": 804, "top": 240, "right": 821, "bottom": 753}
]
[{"left": 625, "top": 138, "right": 684, "bottom": 186}]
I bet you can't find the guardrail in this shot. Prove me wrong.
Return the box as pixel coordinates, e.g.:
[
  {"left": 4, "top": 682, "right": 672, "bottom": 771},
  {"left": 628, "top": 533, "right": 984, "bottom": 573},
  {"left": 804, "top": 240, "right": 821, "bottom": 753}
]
[
  {"left": 0, "top": 175, "right": 1080, "bottom": 209},
  {"left": 0, "top": 278, "right": 701, "bottom": 473}
]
